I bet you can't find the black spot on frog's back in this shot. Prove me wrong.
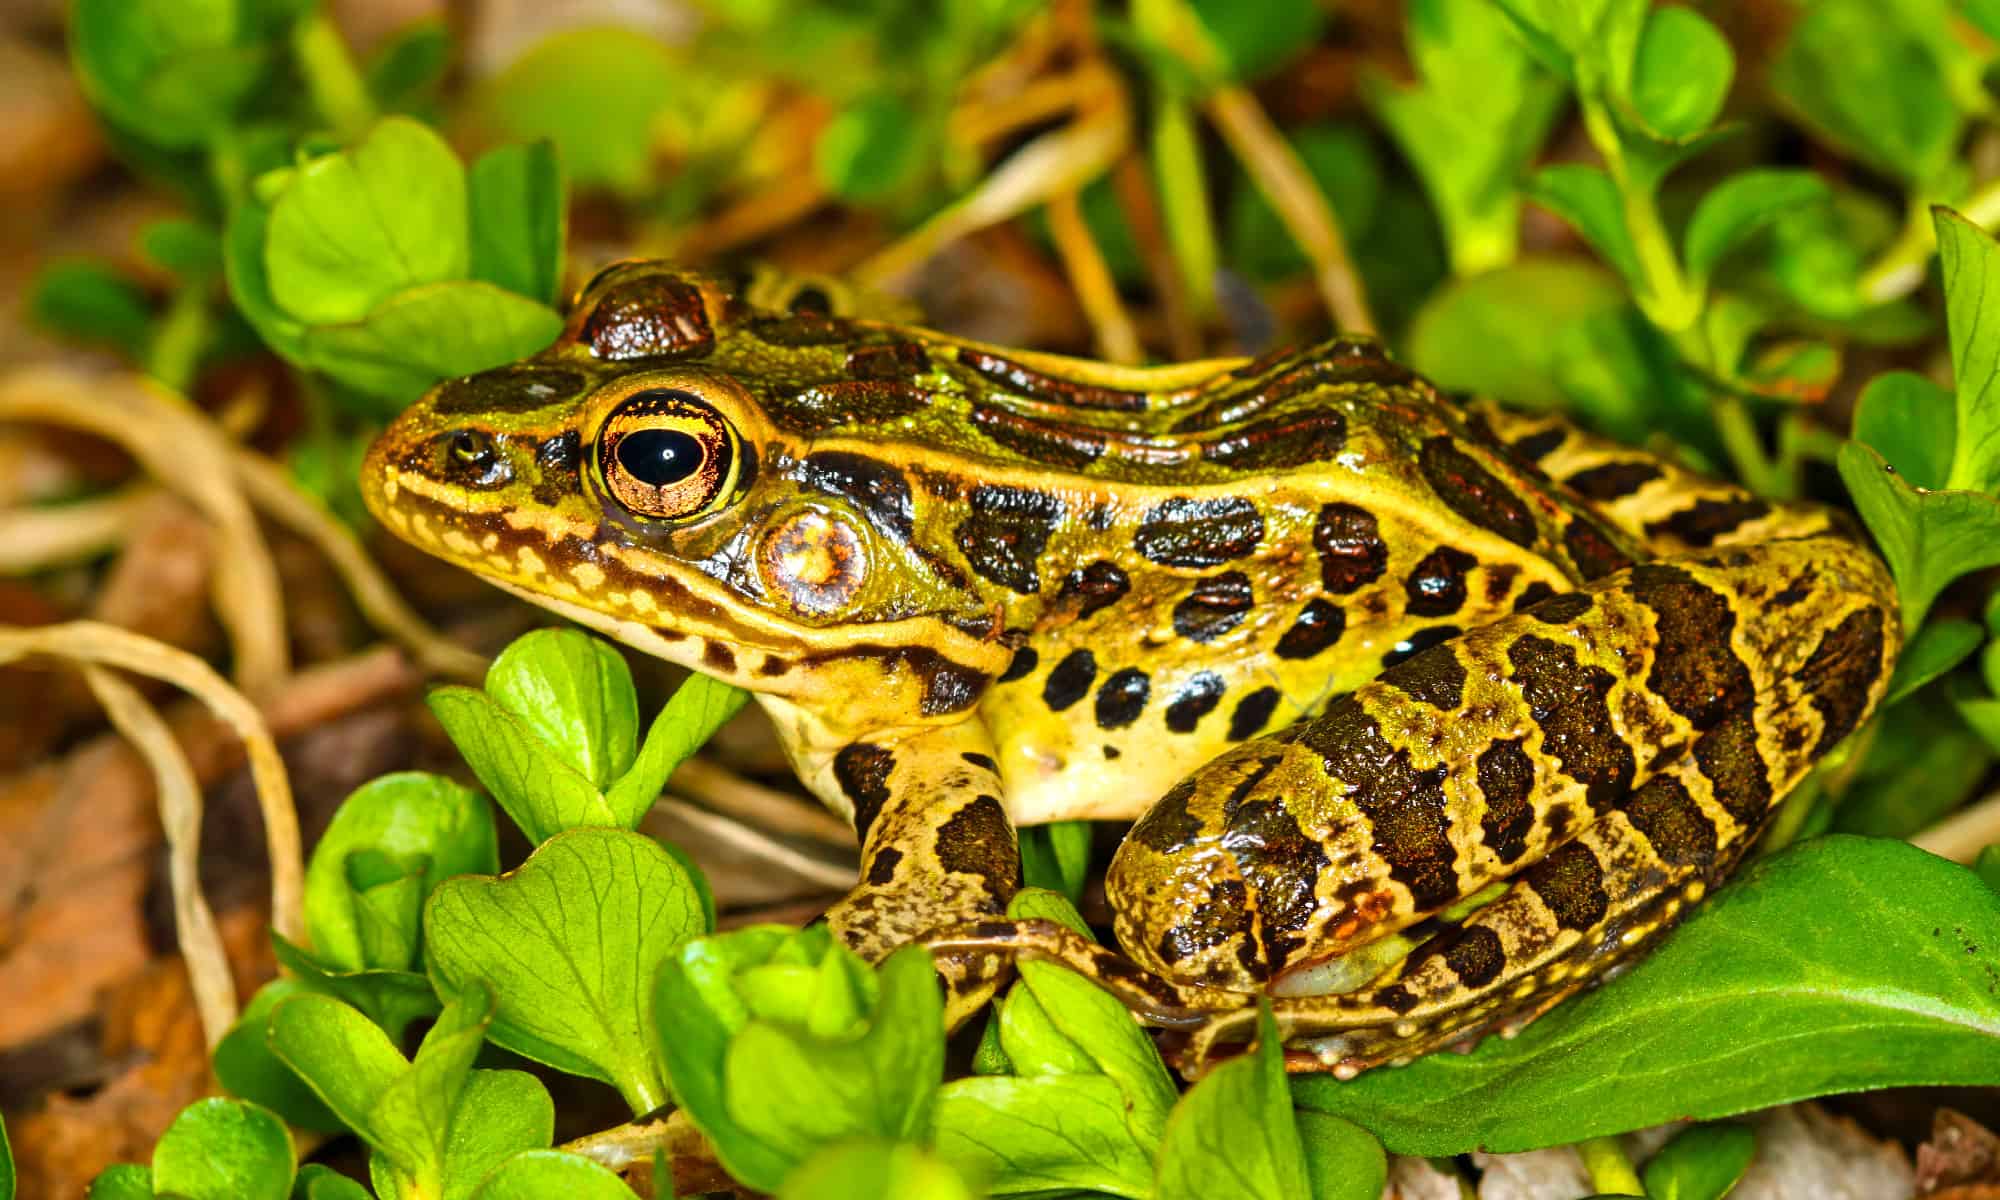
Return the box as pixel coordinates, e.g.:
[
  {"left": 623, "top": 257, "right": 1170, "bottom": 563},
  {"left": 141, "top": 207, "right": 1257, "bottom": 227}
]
[
  {"left": 1199, "top": 410, "right": 1347, "bottom": 470},
  {"left": 1095, "top": 667, "right": 1151, "bottom": 729},
  {"left": 1507, "top": 634, "right": 1634, "bottom": 810},
  {"left": 1526, "top": 841, "right": 1609, "bottom": 931},
  {"left": 1801, "top": 606, "right": 1889, "bottom": 755},
  {"left": 1173, "top": 572, "right": 1254, "bottom": 642},
  {"left": 1043, "top": 650, "right": 1097, "bottom": 711},
  {"left": 1058, "top": 560, "right": 1130, "bottom": 618},
  {"left": 1275, "top": 598, "right": 1345, "bottom": 659},
  {"left": 1564, "top": 460, "right": 1663, "bottom": 501},
  {"left": 1165, "top": 672, "right": 1226, "bottom": 733},
  {"left": 1381, "top": 645, "right": 1466, "bottom": 711},
  {"left": 1134, "top": 497, "right": 1265, "bottom": 567},
  {"left": 934, "top": 794, "right": 1019, "bottom": 910},
  {"left": 1645, "top": 496, "right": 1771, "bottom": 548},
  {"left": 1404, "top": 546, "right": 1478, "bottom": 617},
  {"left": 1629, "top": 564, "right": 1753, "bottom": 729},
  {"left": 956, "top": 485, "right": 1064, "bottom": 593},
  {"left": 1313, "top": 503, "right": 1388, "bottom": 593},
  {"left": 433, "top": 366, "right": 586, "bottom": 415}
]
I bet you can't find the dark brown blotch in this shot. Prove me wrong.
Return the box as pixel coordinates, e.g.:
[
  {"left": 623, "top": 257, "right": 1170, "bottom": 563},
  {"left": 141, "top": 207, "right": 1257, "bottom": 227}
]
[
  {"left": 1165, "top": 672, "right": 1226, "bottom": 733},
  {"left": 797, "top": 451, "right": 915, "bottom": 540},
  {"left": 1630, "top": 564, "right": 1753, "bottom": 730},
  {"left": 1199, "top": 411, "right": 1347, "bottom": 470},
  {"left": 1622, "top": 775, "right": 1718, "bottom": 871},
  {"left": 956, "top": 485, "right": 1064, "bottom": 594},
  {"left": 834, "top": 743, "right": 895, "bottom": 842},
  {"left": 1043, "top": 649, "right": 1097, "bottom": 712},
  {"left": 1275, "top": 598, "right": 1346, "bottom": 659},
  {"left": 999, "top": 646, "right": 1039, "bottom": 683},
  {"left": 1691, "top": 709, "right": 1772, "bottom": 827},
  {"left": 1433, "top": 924, "right": 1506, "bottom": 988},
  {"left": 1154, "top": 879, "right": 1251, "bottom": 968},
  {"left": 961, "top": 751, "right": 999, "bottom": 774},
  {"left": 1565, "top": 460, "right": 1663, "bottom": 501},
  {"left": 1058, "top": 560, "right": 1131, "bottom": 619},
  {"left": 1476, "top": 738, "right": 1537, "bottom": 864},
  {"left": 1228, "top": 686, "right": 1282, "bottom": 741},
  {"left": 1420, "top": 436, "right": 1538, "bottom": 548},
  {"left": 433, "top": 366, "right": 586, "bottom": 415},
  {"left": 1381, "top": 644, "right": 1467, "bottom": 711},
  {"left": 1405, "top": 545, "right": 1479, "bottom": 617},
  {"left": 1645, "top": 496, "right": 1772, "bottom": 548},
  {"left": 1134, "top": 497, "right": 1266, "bottom": 567},
  {"left": 1095, "top": 667, "right": 1151, "bottom": 729},
  {"left": 1173, "top": 572, "right": 1254, "bottom": 642},
  {"left": 1382, "top": 624, "right": 1461, "bottom": 668},
  {"left": 866, "top": 847, "right": 904, "bottom": 885},
  {"left": 1563, "top": 516, "right": 1635, "bottom": 581},
  {"left": 1527, "top": 841, "right": 1610, "bottom": 932},
  {"left": 845, "top": 341, "right": 930, "bottom": 379},
  {"left": 1130, "top": 776, "right": 1205, "bottom": 854},
  {"left": 1529, "top": 592, "right": 1594, "bottom": 624},
  {"left": 960, "top": 349, "right": 1146, "bottom": 411},
  {"left": 1507, "top": 634, "right": 1635, "bottom": 810},
  {"left": 1313, "top": 503, "right": 1388, "bottom": 593},
  {"left": 971, "top": 405, "right": 1107, "bottom": 469},
  {"left": 762, "top": 379, "right": 930, "bottom": 433},
  {"left": 1294, "top": 702, "right": 1457, "bottom": 911},
  {"left": 933, "top": 794, "right": 1019, "bottom": 911},
  {"left": 1802, "top": 607, "right": 1889, "bottom": 755},
  {"left": 1220, "top": 797, "right": 1330, "bottom": 970}
]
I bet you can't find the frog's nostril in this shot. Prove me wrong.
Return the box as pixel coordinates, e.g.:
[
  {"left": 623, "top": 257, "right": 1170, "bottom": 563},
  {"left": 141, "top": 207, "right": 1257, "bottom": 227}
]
[
  {"left": 447, "top": 429, "right": 495, "bottom": 465},
  {"left": 435, "top": 428, "right": 511, "bottom": 489}
]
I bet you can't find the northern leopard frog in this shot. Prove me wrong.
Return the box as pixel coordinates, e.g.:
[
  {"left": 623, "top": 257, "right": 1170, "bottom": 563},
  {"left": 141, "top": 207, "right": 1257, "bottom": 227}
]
[{"left": 362, "top": 263, "right": 1900, "bottom": 1075}]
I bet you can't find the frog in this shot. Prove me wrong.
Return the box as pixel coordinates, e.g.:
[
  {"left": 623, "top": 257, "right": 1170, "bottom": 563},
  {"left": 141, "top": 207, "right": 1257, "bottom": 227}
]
[{"left": 361, "top": 261, "right": 1900, "bottom": 1076}]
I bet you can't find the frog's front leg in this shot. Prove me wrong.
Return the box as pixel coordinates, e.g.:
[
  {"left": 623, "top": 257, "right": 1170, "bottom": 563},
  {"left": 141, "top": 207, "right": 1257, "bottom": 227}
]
[{"left": 796, "top": 716, "right": 1023, "bottom": 1026}]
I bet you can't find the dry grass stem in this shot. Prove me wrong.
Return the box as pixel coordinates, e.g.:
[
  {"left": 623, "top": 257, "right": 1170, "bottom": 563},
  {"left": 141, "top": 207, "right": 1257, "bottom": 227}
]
[
  {"left": 668, "top": 756, "right": 855, "bottom": 846},
  {"left": 80, "top": 664, "right": 237, "bottom": 1047},
  {"left": 0, "top": 486, "right": 157, "bottom": 572},
  {"left": 1911, "top": 788, "right": 2000, "bottom": 863},
  {"left": 656, "top": 798, "right": 853, "bottom": 890},
  {"left": 0, "top": 621, "right": 305, "bottom": 942},
  {"left": 1048, "top": 189, "right": 1142, "bottom": 363},
  {"left": 1203, "top": 86, "right": 1375, "bottom": 335}
]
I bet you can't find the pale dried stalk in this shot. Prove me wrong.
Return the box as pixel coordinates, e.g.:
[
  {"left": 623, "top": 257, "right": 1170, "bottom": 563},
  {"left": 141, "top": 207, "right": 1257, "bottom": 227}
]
[
  {"left": 657, "top": 798, "right": 852, "bottom": 890},
  {"left": 0, "top": 622, "right": 304, "bottom": 942},
  {"left": 1203, "top": 86, "right": 1376, "bottom": 335},
  {"left": 1048, "top": 189, "right": 1143, "bottom": 364},
  {"left": 1911, "top": 789, "right": 2000, "bottom": 863},
  {"left": 854, "top": 65, "right": 1128, "bottom": 289},
  {"left": 0, "top": 485, "right": 158, "bottom": 572},
  {"left": 80, "top": 663, "right": 237, "bottom": 1047},
  {"left": 0, "top": 368, "right": 289, "bottom": 695},
  {"left": 230, "top": 449, "right": 486, "bottom": 683},
  {"left": 668, "top": 756, "right": 855, "bottom": 846}
]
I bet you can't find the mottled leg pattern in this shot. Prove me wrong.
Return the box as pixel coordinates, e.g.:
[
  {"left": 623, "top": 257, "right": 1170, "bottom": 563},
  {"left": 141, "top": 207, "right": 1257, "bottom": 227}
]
[{"left": 819, "top": 724, "right": 1023, "bottom": 1027}]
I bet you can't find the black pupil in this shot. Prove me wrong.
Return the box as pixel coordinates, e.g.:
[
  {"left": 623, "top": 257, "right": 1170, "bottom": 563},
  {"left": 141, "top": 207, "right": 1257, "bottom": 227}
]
[{"left": 616, "top": 428, "right": 705, "bottom": 487}]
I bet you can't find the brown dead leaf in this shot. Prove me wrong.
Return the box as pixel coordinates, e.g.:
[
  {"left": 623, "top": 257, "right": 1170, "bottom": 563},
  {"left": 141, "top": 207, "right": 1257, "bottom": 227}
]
[{"left": 1920, "top": 1109, "right": 2000, "bottom": 1195}]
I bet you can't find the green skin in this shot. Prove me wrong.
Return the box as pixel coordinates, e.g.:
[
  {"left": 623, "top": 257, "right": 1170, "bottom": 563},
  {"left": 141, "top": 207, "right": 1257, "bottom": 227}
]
[{"left": 364, "top": 263, "right": 1899, "bottom": 1074}]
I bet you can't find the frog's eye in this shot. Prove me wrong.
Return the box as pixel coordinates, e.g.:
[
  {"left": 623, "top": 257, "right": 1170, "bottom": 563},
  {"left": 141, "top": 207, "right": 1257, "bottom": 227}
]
[{"left": 597, "top": 388, "right": 743, "bottom": 522}]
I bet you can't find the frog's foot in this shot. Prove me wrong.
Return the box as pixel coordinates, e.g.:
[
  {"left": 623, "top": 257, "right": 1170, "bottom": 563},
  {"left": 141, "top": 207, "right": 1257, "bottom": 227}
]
[
  {"left": 922, "top": 918, "right": 1236, "bottom": 1027},
  {"left": 1176, "top": 747, "right": 1759, "bottom": 1079}
]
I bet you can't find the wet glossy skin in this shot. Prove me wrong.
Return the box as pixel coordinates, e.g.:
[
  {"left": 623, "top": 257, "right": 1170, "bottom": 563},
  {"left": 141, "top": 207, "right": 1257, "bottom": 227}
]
[{"left": 363, "top": 263, "right": 1900, "bottom": 1075}]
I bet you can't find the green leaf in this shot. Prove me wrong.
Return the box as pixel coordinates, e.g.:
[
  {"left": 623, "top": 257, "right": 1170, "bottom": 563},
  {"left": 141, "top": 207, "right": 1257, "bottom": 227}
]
[
  {"left": 268, "top": 994, "right": 411, "bottom": 1135},
  {"left": 368, "top": 991, "right": 497, "bottom": 1200},
  {"left": 1186, "top": 0, "right": 1325, "bottom": 82},
  {"left": 468, "top": 143, "right": 566, "bottom": 306},
  {"left": 266, "top": 117, "right": 469, "bottom": 326},
  {"left": 1007, "top": 886, "right": 1096, "bottom": 940},
  {"left": 293, "top": 1163, "right": 374, "bottom": 1200},
  {"left": 1294, "top": 837, "right": 2000, "bottom": 1154},
  {"left": 0, "top": 1111, "right": 10, "bottom": 1200},
  {"left": 1885, "top": 619, "right": 1985, "bottom": 704},
  {"left": 1835, "top": 690, "right": 1992, "bottom": 837},
  {"left": 436, "top": 1071, "right": 554, "bottom": 1200},
  {"left": 1525, "top": 165, "right": 1643, "bottom": 288},
  {"left": 426, "top": 688, "right": 618, "bottom": 843},
  {"left": 85, "top": 1165, "right": 151, "bottom": 1200},
  {"left": 814, "top": 92, "right": 926, "bottom": 203},
  {"left": 1016, "top": 961, "right": 1177, "bottom": 1117},
  {"left": 779, "top": 1141, "right": 976, "bottom": 1200},
  {"left": 1854, "top": 370, "right": 1955, "bottom": 490},
  {"left": 425, "top": 827, "right": 705, "bottom": 1113},
  {"left": 1642, "top": 1123, "right": 1756, "bottom": 1200},
  {"left": 484, "top": 629, "right": 640, "bottom": 790},
  {"left": 1364, "top": 0, "right": 1564, "bottom": 275},
  {"left": 141, "top": 218, "right": 223, "bottom": 281},
  {"left": 933, "top": 1075, "right": 1158, "bottom": 1198},
  {"left": 1770, "top": 0, "right": 1961, "bottom": 186},
  {"left": 1406, "top": 258, "right": 1627, "bottom": 411},
  {"left": 1683, "top": 170, "right": 1830, "bottom": 290},
  {"left": 1976, "top": 845, "right": 2000, "bottom": 892},
  {"left": 1020, "top": 821, "right": 1092, "bottom": 906},
  {"left": 305, "top": 772, "right": 498, "bottom": 973},
  {"left": 724, "top": 947, "right": 945, "bottom": 1179},
  {"left": 1297, "top": 1110, "right": 1388, "bottom": 1200},
  {"left": 1157, "top": 1005, "right": 1309, "bottom": 1200},
  {"left": 603, "top": 673, "right": 751, "bottom": 824},
  {"left": 270, "top": 934, "right": 441, "bottom": 1043},
  {"left": 151, "top": 1098, "right": 295, "bottom": 1200},
  {"left": 1837, "top": 441, "right": 2000, "bottom": 633},
  {"left": 469, "top": 29, "right": 678, "bottom": 193},
  {"left": 28, "top": 261, "right": 154, "bottom": 360},
  {"left": 70, "top": 0, "right": 281, "bottom": 149},
  {"left": 366, "top": 18, "right": 452, "bottom": 110},
  {"left": 1934, "top": 208, "right": 2000, "bottom": 494},
  {"left": 213, "top": 980, "right": 346, "bottom": 1133},
  {"left": 1626, "top": 5, "right": 1732, "bottom": 139},
  {"left": 299, "top": 280, "right": 564, "bottom": 403},
  {"left": 471, "top": 1150, "right": 638, "bottom": 1200}
]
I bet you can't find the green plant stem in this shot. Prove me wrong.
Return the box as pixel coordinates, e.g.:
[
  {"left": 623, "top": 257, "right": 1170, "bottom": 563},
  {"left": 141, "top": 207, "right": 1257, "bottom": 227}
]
[
  {"left": 1133, "top": 0, "right": 1218, "bottom": 319},
  {"left": 1859, "top": 179, "right": 2000, "bottom": 303},
  {"left": 1578, "top": 95, "right": 1700, "bottom": 333},
  {"left": 1577, "top": 1137, "right": 1645, "bottom": 1196},
  {"left": 1711, "top": 393, "right": 1788, "bottom": 499},
  {"left": 147, "top": 284, "right": 211, "bottom": 394},
  {"left": 292, "top": 10, "right": 376, "bottom": 141}
]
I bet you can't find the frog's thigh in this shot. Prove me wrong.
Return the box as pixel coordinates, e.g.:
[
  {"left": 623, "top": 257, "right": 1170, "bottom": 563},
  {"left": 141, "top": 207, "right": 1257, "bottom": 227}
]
[{"left": 822, "top": 723, "right": 1020, "bottom": 1013}]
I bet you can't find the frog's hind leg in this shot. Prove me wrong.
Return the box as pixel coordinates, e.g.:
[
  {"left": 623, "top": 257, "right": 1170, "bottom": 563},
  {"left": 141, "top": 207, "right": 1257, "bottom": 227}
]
[
  {"left": 813, "top": 723, "right": 1023, "bottom": 1028},
  {"left": 1213, "top": 752, "right": 1747, "bottom": 1077}
]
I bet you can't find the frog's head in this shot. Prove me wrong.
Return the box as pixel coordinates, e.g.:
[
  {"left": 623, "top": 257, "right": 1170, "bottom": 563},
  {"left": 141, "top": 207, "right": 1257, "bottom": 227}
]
[{"left": 362, "top": 262, "right": 1010, "bottom": 716}]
